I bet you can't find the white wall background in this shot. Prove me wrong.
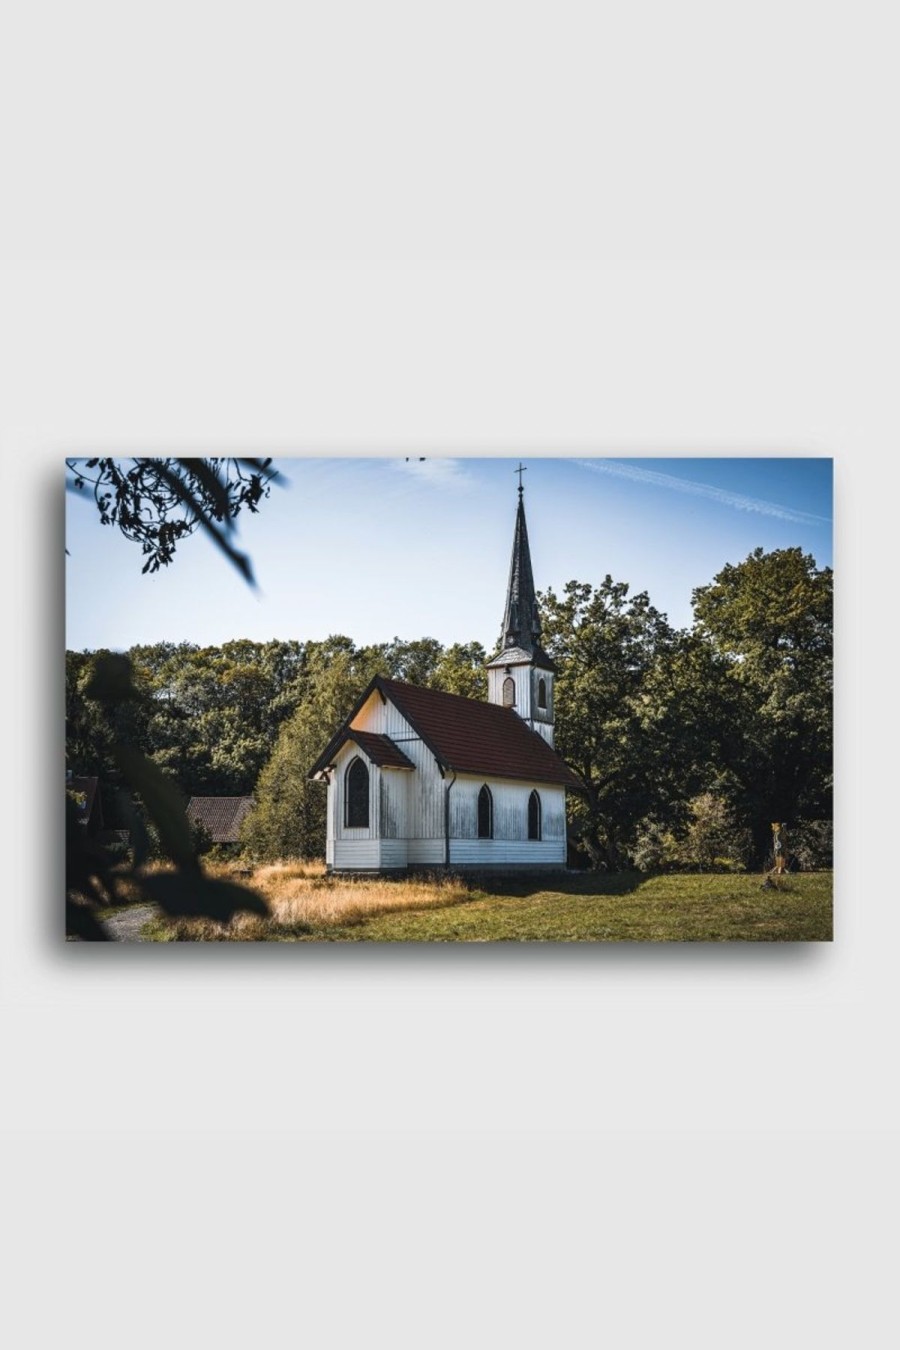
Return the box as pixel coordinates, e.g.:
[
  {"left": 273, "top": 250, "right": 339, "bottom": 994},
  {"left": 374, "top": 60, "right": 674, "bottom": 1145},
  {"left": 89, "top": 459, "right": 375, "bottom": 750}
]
[{"left": 2, "top": 3, "right": 898, "bottom": 1347}]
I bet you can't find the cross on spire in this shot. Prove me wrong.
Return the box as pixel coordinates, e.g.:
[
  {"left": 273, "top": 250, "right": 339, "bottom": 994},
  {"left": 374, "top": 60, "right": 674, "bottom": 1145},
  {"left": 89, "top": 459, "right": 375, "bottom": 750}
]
[{"left": 515, "top": 462, "right": 527, "bottom": 495}]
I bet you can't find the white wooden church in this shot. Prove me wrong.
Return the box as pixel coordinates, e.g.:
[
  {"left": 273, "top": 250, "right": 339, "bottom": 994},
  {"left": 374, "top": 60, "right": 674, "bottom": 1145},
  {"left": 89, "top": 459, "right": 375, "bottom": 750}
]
[{"left": 309, "top": 478, "right": 580, "bottom": 871}]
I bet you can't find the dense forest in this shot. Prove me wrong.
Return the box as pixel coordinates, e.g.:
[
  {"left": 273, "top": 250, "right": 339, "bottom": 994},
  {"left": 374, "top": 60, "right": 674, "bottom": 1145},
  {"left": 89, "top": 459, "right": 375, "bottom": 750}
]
[{"left": 66, "top": 546, "right": 833, "bottom": 872}]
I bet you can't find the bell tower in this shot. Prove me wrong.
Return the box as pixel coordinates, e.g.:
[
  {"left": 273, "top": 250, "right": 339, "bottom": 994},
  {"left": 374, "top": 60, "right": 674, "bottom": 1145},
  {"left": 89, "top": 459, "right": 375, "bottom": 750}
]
[{"left": 486, "top": 465, "right": 557, "bottom": 746}]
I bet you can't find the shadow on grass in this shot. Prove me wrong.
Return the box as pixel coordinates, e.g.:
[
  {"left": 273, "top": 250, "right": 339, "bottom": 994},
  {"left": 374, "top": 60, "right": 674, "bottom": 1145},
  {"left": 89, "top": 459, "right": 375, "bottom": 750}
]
[{"left": 463, "top": 870, "right": 645, "bottom": 899}]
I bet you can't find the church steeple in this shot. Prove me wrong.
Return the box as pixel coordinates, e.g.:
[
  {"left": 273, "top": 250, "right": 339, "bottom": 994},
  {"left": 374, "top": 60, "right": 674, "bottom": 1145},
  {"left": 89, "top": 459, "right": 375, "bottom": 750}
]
[
  {"left": 500, "top": 476, "right": 542, "bottom": 653},
  {"left": 486, "top": 465, "right": 557, "bottom": 745}
]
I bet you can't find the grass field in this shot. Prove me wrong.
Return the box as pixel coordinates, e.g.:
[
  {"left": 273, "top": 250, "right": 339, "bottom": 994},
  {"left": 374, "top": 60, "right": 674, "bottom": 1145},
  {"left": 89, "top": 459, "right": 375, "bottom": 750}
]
[{"left": 141, "top": 861, "right": 833, "bottom": 942}]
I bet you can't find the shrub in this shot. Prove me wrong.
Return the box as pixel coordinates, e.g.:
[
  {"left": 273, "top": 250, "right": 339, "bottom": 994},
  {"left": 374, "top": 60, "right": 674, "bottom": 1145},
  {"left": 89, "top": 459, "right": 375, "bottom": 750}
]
[
  {"left": 786, "top": 819, "right": 833, "bottom": 870},
  {"left": 631, "top": 796, "right": 751, "bottom": 873}
]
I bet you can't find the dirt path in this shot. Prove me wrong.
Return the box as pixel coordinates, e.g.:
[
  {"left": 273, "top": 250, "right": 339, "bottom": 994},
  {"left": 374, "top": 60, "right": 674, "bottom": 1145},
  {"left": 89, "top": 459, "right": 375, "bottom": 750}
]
[{"left": 103, "top": 905, "right": 157, "bottom": 941}]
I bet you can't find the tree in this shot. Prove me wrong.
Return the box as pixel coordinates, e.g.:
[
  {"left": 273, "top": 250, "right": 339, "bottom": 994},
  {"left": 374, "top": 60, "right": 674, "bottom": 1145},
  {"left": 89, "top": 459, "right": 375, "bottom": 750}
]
[
  {"left": 691, "top": 547, "right": 832, "bottom": 861},
  {"left": 241, "top": 639, "right": 389, "bottom": 860},
  {"left": 65, "top": 457, "right": 284, "bottom": 938},
  {"left": 66, "top": 653, "right": 267, "bottom": 939},
  {"left": 539, "top": 577, "right": 687, "bottom": 869},
  {"left": 66, "top": 457, "right": 281, "bottom": 583},
  {"left": 430, "top": 641, "right": 488, "bottom": 701}
]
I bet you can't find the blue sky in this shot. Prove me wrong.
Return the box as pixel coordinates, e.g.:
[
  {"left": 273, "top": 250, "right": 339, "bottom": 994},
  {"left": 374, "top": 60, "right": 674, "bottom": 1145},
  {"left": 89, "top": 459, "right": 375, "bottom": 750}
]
[{"left": 65, "top": 456, "right": 833, "bottom": 652}]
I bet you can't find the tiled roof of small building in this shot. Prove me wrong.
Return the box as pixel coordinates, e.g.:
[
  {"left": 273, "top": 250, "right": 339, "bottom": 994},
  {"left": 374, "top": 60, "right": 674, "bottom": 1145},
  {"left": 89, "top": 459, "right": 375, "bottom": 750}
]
[{"left": 187, "top": 796, "right": 255, "bottom": 843}]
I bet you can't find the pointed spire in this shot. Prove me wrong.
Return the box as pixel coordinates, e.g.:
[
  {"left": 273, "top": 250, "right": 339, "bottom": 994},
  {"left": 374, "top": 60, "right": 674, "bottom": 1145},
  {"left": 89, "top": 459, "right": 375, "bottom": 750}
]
[
  {"left": 501, "top": 486, "right": 542, "bottom": 651},
  {"left": 488, "top": 468, "right": 555, "bottom": 672}
]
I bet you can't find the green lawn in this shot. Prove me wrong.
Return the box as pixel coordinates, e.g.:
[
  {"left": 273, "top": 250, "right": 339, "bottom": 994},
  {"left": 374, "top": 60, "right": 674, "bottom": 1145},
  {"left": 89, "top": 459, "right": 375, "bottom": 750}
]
[
  {"left": 339, "top": 871, "right": 832, "bottom": 942},
  {"left": 145, "top": 869, "right": 833, "bottom": 942}
]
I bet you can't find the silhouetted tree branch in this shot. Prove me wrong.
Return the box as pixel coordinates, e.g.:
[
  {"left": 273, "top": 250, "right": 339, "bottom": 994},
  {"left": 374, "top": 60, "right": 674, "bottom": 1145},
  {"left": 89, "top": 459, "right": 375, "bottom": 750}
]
[{"left": 66, "top": 457, "right": 282, "bottom": 584}]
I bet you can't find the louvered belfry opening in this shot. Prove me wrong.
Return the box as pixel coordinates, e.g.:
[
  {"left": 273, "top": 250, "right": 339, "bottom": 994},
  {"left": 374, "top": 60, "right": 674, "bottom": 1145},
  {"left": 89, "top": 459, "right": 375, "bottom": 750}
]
[
  {"left": 345, "top": 756, "right": 369, "bottom": 828},
  {"left": 477, "top": 784, "right": 493, "bottom": 839}
]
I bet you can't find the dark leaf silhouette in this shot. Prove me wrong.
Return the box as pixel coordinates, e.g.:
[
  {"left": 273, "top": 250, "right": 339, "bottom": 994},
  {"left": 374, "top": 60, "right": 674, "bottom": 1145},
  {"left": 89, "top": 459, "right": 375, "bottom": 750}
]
[
  {"left": 84, "top": 652, "right": 139, "bottom": 705},
  {"left": 112, "top": 744, "right": 197, "bottom": 870},
  {"left": 66, "top": 647, "right": 272, "bottom": 938},
  {"left": 139, "top": 872, "right": 268, "bottom": 921},
  {"left": 65, "top": 457, "right": 281, "bottom": 582},
  {"left": 65, "top": 901, "right": 111, "bottom": 942}
]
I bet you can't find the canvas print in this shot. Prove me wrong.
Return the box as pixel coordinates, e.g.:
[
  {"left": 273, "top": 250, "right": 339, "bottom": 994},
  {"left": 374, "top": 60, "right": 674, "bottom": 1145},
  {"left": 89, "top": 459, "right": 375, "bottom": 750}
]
[{"left": 65, "top": 456, "right": 833, "bottom": 942}]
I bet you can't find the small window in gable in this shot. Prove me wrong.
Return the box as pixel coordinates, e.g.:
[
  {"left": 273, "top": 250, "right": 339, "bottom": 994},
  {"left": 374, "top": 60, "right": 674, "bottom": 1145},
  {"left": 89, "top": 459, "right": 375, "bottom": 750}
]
[
  {"left": 477, "top": 784, "right": 493, "bottom": 839},
  {"left": 345, "top": 756, "right": 369, "bottom": 828},
  {"left": 502, "top": 676, "right": 516, "bottom": 707},
  {"left": 537, "top": 677, "right": 547, "bottom": 710},
  {"left": 528, "top": 790, "right": 542, "bottom": 841}
]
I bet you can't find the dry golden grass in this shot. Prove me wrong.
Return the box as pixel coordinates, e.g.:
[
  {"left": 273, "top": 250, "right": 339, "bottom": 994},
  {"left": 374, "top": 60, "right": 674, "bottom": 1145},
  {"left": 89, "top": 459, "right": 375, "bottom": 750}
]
[{"left": 150, "top": 860, "right": 473, "bottom": 940}]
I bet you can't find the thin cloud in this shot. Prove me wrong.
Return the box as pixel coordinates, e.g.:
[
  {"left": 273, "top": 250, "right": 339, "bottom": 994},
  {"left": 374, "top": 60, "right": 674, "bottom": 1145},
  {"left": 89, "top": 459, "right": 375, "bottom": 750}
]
[
  {"left": 389, "top": 457, "right": 475, "bottom": 492},
  {"left": 575, "top": 459, "right": 831, "bottom": 525}
]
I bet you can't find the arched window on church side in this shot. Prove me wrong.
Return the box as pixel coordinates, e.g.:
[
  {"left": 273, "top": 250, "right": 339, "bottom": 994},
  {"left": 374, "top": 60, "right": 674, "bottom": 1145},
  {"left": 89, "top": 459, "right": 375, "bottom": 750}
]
[
  {"left": 537, "top": 677, "right": 547, "bottom": 710},
  {"left": 345, "top": 756, "right": 369, "bottom": 829},
  {"left": 477, "top": 784, "right": 493, "bottom": 839},
  {"left": 528, "top": 790, "right": 542, "bottom": 841},
  {"left": 502, "top": 676, "right": 516, "bottom": 707}
]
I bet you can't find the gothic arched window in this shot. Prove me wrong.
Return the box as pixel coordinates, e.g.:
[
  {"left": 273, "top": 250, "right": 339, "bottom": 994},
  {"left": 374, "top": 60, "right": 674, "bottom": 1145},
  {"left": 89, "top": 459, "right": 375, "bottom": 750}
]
[
  {"left": 345, "top": 756, "right": 369, "bottom": 829},
  {"left": 477, "top": 784, "right": 493, "bottom": 839},
  {"left": 528, "top": 790, "right": 542, "bottom": 841},
  {"left": 537, "top": 677, "right": 547, "bottom": 710},
  {"left": 502, "top": 676, "right": 516, "bottom": 707}
]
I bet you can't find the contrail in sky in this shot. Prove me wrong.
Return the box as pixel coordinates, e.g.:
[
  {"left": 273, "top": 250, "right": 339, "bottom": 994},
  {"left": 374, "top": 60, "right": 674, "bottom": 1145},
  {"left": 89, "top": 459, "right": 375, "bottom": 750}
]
[{"left": 575, "top": 459, "right": 831, "bottom": 525}]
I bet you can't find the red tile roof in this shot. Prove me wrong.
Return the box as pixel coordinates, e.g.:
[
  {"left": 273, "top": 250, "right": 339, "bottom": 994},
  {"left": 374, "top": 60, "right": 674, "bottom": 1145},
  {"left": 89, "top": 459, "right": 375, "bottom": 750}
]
[
  {"left": 187, "top": 796, "right": 255, "bottom": 843},
  {"left": 345, "top": 730, "right": 415, "bottom": 769},
  {"left": 309, "top": 677, "right": 580, "bottom": 789},
  {"left": 379, "top": 679, "right": 580, "bottom": 787}
]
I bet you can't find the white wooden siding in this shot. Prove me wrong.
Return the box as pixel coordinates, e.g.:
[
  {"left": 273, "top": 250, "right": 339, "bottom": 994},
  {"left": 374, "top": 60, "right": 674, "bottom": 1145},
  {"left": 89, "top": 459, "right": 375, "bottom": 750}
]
[
  {"left": 379, "top": 771, "right": 409, "bottom": 840},
  {"left": 486, "top": 665, "right": 555, "bottom": 745},
  {"left": 487, "top": 664, "right": 533, "bottom": 715},
  {"left": 333, "top": 839, "right": 383, "bottom": 870},
  {"left": 450, "top": 776, "right": 566, "bottom": 841},
  {"left": 333, "top": 838, "right": 409, "bottom": 870},
  {"left": 352, "top": 694, "right": 446, "bottom": 842},
  {"left": 326, "top": 773, "right": 335, "bottom": 866},
  {"left": 408, "top": 839, "right": 446, "bottom": 866},
  {"left": 379, "top": 839, "right": 409, "bottom": 869},
  {"left": 450, "top": 839, "right": 565, "bottom": 866}
]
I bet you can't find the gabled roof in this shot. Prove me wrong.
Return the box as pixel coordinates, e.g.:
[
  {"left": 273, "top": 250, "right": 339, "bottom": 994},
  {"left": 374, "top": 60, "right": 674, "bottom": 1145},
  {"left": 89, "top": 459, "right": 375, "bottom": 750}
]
[
  {"left": 341, "top": 730, "right": 415, "bottom": 769},
  {"left": 187, "top": 796, "right": 255, "bottom": 843},
  {"left": 309, "top": 676, "right": 581, "bottom": 789}
]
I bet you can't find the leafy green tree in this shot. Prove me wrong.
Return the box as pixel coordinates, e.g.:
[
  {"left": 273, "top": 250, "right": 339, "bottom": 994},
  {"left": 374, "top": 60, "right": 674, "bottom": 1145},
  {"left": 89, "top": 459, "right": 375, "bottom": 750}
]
[
  {"left": 68, "top": 639, "right": 310, "bottom": 806},
  {"left": 431, "top": 641, "right": 488, "bottom": 700},
  {"left": 691, "top": 547, "right": 832, "bottom": 861},
  {"left": 241, "top": 639, "right": 389, "bottom": 860},
  {"left": 380, "top": 637, "right": 445, "bottom": 687},
  {"left": 133, "top": 639, "right": 307, "bottom": 795},
  {"left": 540, "top": 578, "right": 687, "bottom": 869}
]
